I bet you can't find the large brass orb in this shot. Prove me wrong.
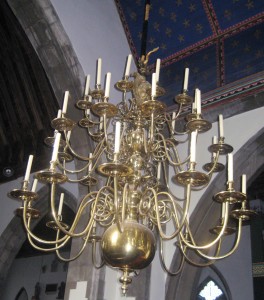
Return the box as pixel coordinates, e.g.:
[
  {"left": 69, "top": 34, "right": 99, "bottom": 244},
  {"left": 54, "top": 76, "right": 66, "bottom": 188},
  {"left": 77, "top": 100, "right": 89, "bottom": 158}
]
[{"left": 101, "top": 221, "right": 156, "bottom": 270}]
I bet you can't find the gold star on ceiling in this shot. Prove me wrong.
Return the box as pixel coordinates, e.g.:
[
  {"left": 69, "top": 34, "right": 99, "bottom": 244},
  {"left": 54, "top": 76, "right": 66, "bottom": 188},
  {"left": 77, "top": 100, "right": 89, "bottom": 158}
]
[
  {"left": 189, "top": 3, "right": 196, "bottom": 12},
  {"left": 170, "top": 12, "right": 177, "bottom": 22},
  {"left": 246, "top": 1, "right": 254, "bottom": 9},
  {"left": 178, "top": 34, "right": 185, "bottom": 42},
  {"left": 159, "top": 7, "right": 165, "bottom": 17},
  {"left": 154, "top": 22, "right": 160, "bottom": 32},
  {"left": 176, "top": 0, "right": 183, "bottom": 7},
  {"left": 183, "top": 19, "right": 191, "bottom": 28},
  {"left": 165, "top": 28, "right": 172, "bottom": 37},
  {"left": 196, "top": 24, "right": 203, "bottom": 34},
  {"left": 224, "top": 10, "right": 232, "bottom": 20}
]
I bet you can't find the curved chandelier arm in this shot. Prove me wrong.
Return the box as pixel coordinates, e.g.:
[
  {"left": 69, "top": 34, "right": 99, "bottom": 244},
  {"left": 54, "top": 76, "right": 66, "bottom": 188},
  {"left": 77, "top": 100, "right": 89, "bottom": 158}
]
[
  {"left": 195, "top": 218, "right": 243, "bottom": 260},
  {"left": 50, "top": 184, "right": 114, "bottom": 238},
  {"left": 65, "top": 132, "right": 106, "bottom": 162},
  {"left": 55, "top": 227, "right": 91, "bottom": 262},
  {"left": 92, "top": 240, "right": 105, "bottom": 269},
  {"left": 26, "top": 229, "right": 71, "bottom": 251},
  {"left": 22, "top": 201, "right": 69, "bottom": 245},
  {"left": 178, "top": 236, "right": 221, "bottom": 267},
  {"left": 149, "top": 184, "right": 191, "bottom": 240},
  {"left": 180, "top": 202, "right": 230, "bottom": 250},
  {"left": 205, "top": 151, "right": 221, "bottom": 176},
  {"left": 155, "top": 133, "right": 190, "bottom": 167},
  {"left": 158, "top": 236, "right": 185, "bottom": 275}
]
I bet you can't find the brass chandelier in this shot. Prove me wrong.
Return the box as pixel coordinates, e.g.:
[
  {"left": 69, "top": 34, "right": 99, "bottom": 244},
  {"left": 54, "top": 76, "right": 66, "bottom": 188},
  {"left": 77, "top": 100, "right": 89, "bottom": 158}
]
[{"left": 10, "top": 53, "right": 255, "bottom": 294}]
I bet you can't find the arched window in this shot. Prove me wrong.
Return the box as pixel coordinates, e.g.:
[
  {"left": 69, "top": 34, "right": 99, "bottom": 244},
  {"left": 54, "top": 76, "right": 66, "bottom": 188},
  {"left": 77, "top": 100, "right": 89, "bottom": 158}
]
[{"left": 197, "top": 277, "right": 227, "bottom": 300}]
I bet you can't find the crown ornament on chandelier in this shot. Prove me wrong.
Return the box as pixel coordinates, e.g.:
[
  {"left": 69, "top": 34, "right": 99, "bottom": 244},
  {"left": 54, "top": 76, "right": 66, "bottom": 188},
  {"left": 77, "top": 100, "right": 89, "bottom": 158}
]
[{"left": 9, "top": 52, "right": 256, "bottom": 295}]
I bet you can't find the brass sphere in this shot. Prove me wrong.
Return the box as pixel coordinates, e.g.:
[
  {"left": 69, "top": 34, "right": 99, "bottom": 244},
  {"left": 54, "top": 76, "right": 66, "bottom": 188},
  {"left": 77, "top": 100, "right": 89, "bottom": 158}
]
[{"left": 101, "top": 220, "right": 156, "bottom": 270}]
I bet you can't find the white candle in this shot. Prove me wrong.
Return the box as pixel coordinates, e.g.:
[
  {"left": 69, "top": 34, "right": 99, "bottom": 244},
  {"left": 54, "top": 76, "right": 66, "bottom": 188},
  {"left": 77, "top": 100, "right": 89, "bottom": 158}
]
[
  {"left": 51, "top": 132, "right": 61, "bottom": 162},
  {"left": 84, "top": 75, "right": 90, "bottom": 96},
  {"left": 190, "top": 131, "right": 197, "bottom": 163},
  {"left": 24, "top": 155, "right": 33, "bottom": 181},
  {"left": 125, "top": 54, "right": 132, "bottom": 77},
  {"left": 114, "top": 121, "right": 121, "bottom": 153},
  {"left": 227, "top": 153, "right": 233, "bottom": 182},
  {"left": 213, "top": 136, "right": 217, "bottom": 144},
  {"left": 31, "top": 179, "right": 38, "bottom": 192},
  {"left": 172, "top": 112, "right": 176, "bottom": 130},
  {"left": 104, "top": 72, "right": 111, "bottom": 98},
  {"left": 62, "top": 91, "right": 69, "bottom": 115},
  {"left": 57, "top": 109, "right": 62, "bottom": 118},
  {"left": 195, "top": 88, "right": 201, "bottom": 114},
  {"left": 151, "top": 73, "right": 156, "bottom": 97},
  {"left": 242, "top": 174, "right": 246, "bottom": 194},
  {"left": 157, "top": 162, "right": 161, "bottom": 180},
  {"left": 99, "top": 117, "right": 103, "bottom": 130},
  {"left": 58, "top": 193, "right": 64, "bottom": 215},
  {"left": 86, "top": 108, "right": 90, "bottom": 116},
  {"left": 89, "top": 153, "right": 93, "bottom": 171},
  {"left": 67, "top": 131, "right": 71, "bottom": 142},
  {"left": 96, "top": 58, "right": 102, "bottom": 85},
  {"left": 183, "top": 68, "right": 189, "bottom": 91},
  {"left": 219, "top": 114, "right": 224, "bottom": 138},
  {"left": 221, "top": 203, "right": 226, "bottom": 218},
  {"left": 155, "top": 58, "right": 161, "bottom": 82}
]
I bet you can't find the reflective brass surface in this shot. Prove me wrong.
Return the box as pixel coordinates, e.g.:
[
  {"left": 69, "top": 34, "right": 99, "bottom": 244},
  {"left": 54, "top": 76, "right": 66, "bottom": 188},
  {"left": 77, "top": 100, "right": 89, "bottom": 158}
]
[
  {"left": 173, "top": 170, "right": 210, "bottom": 187},
  {"left": 9, "top": 189, "right": 38, "bottom": 201},
  {"left": 16, "top": 207, "right": 40, "bottom": 219},
  {"left": 186, "top": 118, "right": 212, "bottom": 133},
  {"left": 230, "top": 208, "right": 257, "bottom": 221},
  {"left": 92, "top": 102, "right": 118, "bottom": 117},
  {"left": 79, "top": 118, "right": 94, "bottom": 128},
  {"left": 51, "top": 117, "right": 76, "bottom": 131},
  {"left": 76, "top": 99, "right": 92, "bottom": 110},
  {"left": 101, "top": 221, "right": 156, "bottom": 269},
  {"left": 35, "top": 170, "right": 68, "bottom": 184},
  {"left": 46, "top": 220, "right": 69, "bottom": 230},
  {"left": 80, "top": 175, "right": 98, "bottom": 186},
  {"left": 139, "top": 100, "right": 166, "bottom": 116},
  {"left": 98, "top": 162, "right": 133, "bottom": 177},
  {"left": 58, "top": 152, "right": 73, "bottom": 162},
  {"left": 209, "top": 225, "right": 236, "bottom": 236},
  {"left": 115, "top": 80, "right": 134, "bottom": 91},
  {"left": 44, "top": 136, "right": 66, "bottom": 148},
  {"left": 209, "top": 143, "right": 233, "bottom": 155},
  {"left": 175, "top": 93, "right": 192, "bottom": 104},
  {"left": 214, "top": 191, "right": 246, "bottom": 204},
  {"left": 203, "top": 162, "right": 225, "bottom": 172}
]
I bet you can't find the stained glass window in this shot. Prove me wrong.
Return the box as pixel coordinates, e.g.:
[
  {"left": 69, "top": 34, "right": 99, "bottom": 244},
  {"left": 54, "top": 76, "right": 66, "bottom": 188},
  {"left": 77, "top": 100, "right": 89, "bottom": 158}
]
[{"left": 198, "top": 279, "right": 225, "bottom": 300}]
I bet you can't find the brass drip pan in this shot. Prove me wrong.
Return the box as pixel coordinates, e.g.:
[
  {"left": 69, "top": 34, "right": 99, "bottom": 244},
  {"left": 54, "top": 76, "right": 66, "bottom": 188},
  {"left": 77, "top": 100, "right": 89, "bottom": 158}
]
[
  {"left": 79, "top": 118, "right": 94, "bottom": 128},
  {"left": 209, "top": 225, "right": 236, "bottom": 236},
  {"left": 51, "top": 117, "right": 76, "bottom": 131},
  {"left": 80, "top": 175, "right": 98, "bottom": 186},
  {"left": 175, "top": 93, "right": 192, "bottom": 105},
  {"left": 76, "top": 99, "right": 93, "bottom": 110},
  {"left": 35, "top": 170, "right": 68, "bottom": 184},
  {"left": 58, "top": 152, "right": 73, "bottom": 162},
  {"left": 90, "top": 89, "right": 104, "bottom": 99},
  {"left": 16, "top": 207, "right": 41, "bottom": 219},
  {"left": 203, "top": 162, "right": 225, "bottom": 172},
  {"left": 44, "top": 136, "right": 66, "bottom": 148},
  {"left": 92, "top": 102, "right": 118, "bottom": 117},
  {"left": 46, "top": 220, "right": 69, "bottom": 230},
  {"left": 115, "top": 80, "right": 134, "bottom": 91},
  {"left": 9, "top": 189, "right": 38, "bottom": 201},
  {"left": 98, "top": 162, "right": 133, "bottom": 177},
  {"left": 173, "top": 170, "right": 209, "bottom": 187},
  {"left": 186, "top": 119, "right": 212, "bottom": 133},
  {"left": 230, "top": 209, "right": 257, "bottom": 221},
  {"left": 139, "top": 100, "right": 166, "bottom": 116},
  {"left": 209, "top": 143, "right": 234, "bottom": 155},
  {"left": 214, "top": 191, "right": 246, "bottom": 204},
  {"left": 146, "top": 86, "right": 166, "bottom": 97}
]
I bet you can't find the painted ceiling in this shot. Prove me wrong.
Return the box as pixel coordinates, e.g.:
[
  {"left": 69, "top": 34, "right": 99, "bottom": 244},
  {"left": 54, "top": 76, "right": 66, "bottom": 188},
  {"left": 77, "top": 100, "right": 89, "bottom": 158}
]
[{"left": 115, "top": 0, "right": 264, "bottom": 108}]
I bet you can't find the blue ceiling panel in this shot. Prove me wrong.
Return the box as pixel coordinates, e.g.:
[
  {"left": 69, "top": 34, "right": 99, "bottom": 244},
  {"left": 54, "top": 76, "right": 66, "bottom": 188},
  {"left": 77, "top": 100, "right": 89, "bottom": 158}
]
[{"left": 224, "top": 22, "right": 264, "bottom": 84}]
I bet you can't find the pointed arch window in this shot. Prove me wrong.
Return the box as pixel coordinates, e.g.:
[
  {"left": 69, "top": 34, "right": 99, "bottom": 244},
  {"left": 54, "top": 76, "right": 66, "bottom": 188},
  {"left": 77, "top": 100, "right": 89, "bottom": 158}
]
[{"left": 197, "top": 277, "right": 227, "bottom": 300}]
